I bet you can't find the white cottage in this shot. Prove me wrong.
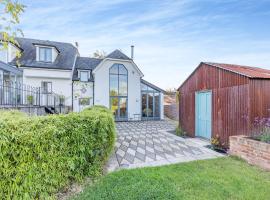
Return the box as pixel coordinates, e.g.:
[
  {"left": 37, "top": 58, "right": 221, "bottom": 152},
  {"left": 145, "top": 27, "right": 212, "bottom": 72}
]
[{"left": 0, "top": 37, "right": 164, "bottom": 120}]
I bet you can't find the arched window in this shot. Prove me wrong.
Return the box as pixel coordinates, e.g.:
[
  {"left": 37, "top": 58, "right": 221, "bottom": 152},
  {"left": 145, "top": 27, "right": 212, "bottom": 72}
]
[{"left": 109, "top": 64, "right": 128, "bottom": 120}]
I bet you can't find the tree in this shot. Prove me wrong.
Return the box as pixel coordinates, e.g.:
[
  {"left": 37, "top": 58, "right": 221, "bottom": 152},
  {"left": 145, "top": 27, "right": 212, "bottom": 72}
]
[
  {"left": 92, "top": 50, "right": 106, "bottom": 59},
  {"left": 0, "top": 0, "right": 25, "bottom": 50},
  {"left": 165, "top": 88, "right": 177, "bottom": 95}
]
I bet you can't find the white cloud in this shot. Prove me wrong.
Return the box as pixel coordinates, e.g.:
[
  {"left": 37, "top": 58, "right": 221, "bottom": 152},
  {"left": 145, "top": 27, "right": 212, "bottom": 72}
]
[{"left": 18, "top": 0, "right": 270, "bottom": 89}]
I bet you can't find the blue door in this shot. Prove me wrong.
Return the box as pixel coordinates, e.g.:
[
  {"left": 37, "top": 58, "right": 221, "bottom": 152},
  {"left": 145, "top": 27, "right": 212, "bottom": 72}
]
[{"left": 195, "top": 91, "right": 212, "bottom": 139}]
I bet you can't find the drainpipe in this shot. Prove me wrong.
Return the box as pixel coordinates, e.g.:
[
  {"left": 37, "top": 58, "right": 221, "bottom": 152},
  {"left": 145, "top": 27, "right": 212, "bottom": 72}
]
[
  {"left": 131, "top": 45, "right": 134, "bottom": 60},
  {"left": 93, "top": 80, "right": 95, "bottom": 106},
  {"left": 71, "top": 81, "right": 74, "bottom": 111}
]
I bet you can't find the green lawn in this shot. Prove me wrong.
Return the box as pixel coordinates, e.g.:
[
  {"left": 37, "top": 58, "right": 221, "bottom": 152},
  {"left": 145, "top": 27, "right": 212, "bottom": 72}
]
[{"left": 73, "top": 157, "right": 270, "bottom": 200}]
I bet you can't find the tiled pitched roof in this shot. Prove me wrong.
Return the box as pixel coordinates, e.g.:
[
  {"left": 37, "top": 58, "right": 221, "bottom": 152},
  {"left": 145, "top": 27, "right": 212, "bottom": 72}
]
[
  {"left": 106, "top": 49, "right": 131, "bottom": 60},
  {"left": 11, "top": 37, "right": 78, "bottom": 70},
  {"left": 75, "top": 57, "right": 102, "bottom": 70},
  {"left": 72, "top": 57, "right": 102, "bottom": 81},
  {"left": 205, "top": 62, "right": 270, "bottom": 79}
]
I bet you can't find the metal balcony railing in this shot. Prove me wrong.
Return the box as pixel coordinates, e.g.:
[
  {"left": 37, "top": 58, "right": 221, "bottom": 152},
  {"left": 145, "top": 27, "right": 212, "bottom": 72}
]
[{"left": 0, "top": 79, "right": 65, "bottom": 114}]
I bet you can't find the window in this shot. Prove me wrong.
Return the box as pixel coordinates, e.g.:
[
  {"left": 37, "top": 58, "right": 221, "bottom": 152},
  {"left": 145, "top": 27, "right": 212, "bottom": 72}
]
[
  {"left": 109, "top": 64, "right": 128, "bottom": 120},
  {"left": 0, "top": 44, "right": 8, "bottom": 63},
  {"left": 39, "top": 47, "right": 52, "bottom": 62},
  {"left": 141, "top": 82, "right": 160, "bottom": 119},
  {"left": 109, "top": 64, "right": 127, "bottom": 96},
  {"left": 41, "top": 82, "right": 52, "bottom": 93},
  {"left": 80, "top": 71, "right": 89, "bottom": 82},
  {"left": 141, "top": 83, "right": 158, "bottom": 92},
  {"left": 79, "top": 98, "right": 90, "bottom": 105}
]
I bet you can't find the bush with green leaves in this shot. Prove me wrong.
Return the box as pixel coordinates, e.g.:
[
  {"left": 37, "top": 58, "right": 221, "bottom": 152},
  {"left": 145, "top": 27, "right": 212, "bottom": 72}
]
[
  {"left": 253, "top": 117, "right": 270, "bottom": 143},
  {"left": 27, "top": 95, "right": 34, "bottom": 105},
  {"left": 175, "top": 123, "right": 185, "bottom": 137},
  {"left": 0, "top": 106, "right": 116, "bottom": 199}
]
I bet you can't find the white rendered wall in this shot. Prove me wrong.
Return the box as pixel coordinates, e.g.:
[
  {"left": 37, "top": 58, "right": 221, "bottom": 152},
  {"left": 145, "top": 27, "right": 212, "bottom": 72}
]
[
  {"left": 22, "top": 68, "right": 73, "bottom": 106},
  {"left": 73, "top": 81, "right": 94, "bottom": 112},
  {"left": 160, "top": 93, "right": 164, "bottom": 120},
  {"left": 94, "top": 59, "right": 141, "bottom": 120}
]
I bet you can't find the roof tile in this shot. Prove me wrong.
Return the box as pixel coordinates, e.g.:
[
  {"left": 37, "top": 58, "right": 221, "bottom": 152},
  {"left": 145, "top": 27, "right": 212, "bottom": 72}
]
[
  {"left": 11, "top": 37, "right": 78, "bottom": 70},
  {"left": 106, "top": 49, "right": 131, "bottom": 60}
]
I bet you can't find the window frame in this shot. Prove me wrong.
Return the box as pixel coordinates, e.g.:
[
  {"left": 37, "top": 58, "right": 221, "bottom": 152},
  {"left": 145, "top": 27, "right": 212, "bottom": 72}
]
[
  {"left": 38, "top": 46, "right": 53, "bottom": 63},
  {"left": 79, "top": 70, "right": 90, "bottom": 82},
  {"left": 109, "top": 64, "right": 128, "bottom": 120},
  {"left": 141, "top": 82, "right": 161, "bottom": 120},
  {"left": 109, "top": 64, "right": 128, "bottom": 97},
  {"left": 41, "top": 81, "right": 52, "bottom": 94}
]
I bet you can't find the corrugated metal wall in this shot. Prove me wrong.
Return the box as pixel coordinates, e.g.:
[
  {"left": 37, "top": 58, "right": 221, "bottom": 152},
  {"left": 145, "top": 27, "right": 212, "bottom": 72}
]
[
  {"left": 249, "top": 79, "right": 270, "bottom": 130},
  {"left": 179, "top": 63, "right": 252, "bottom": 146}
]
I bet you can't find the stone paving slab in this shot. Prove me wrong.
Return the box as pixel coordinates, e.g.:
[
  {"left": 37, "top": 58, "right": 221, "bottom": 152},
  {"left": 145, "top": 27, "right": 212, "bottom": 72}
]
[{"left": 106, "top": 120, "right": 224, "bottom": 172}]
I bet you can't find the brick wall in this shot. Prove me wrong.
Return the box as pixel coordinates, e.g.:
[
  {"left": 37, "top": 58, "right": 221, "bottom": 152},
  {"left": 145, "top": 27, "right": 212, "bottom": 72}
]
[
  {"left": 229, "top": 135, "right": 270, "bottom": 170},
  {"left": 164, "top": 94, "right": 179, "bottom": 121}
]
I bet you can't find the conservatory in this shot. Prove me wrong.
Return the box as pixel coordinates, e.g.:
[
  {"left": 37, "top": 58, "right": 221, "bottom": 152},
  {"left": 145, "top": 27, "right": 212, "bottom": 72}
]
[
  {"left": 141, "top": 79, "right": 164, "bottom": 120},
  {"left": 0, "top": 61, "right": 23, "bottom": 105}
]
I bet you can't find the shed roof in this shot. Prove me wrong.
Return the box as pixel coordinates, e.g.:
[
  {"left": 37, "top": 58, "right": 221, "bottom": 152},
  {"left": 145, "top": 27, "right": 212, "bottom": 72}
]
[
  {"left": 205, "top": 62, "right": 270, "bottom": 79},
  {"left": 178, "top": 62, "right": 270, "bottom": 90}
]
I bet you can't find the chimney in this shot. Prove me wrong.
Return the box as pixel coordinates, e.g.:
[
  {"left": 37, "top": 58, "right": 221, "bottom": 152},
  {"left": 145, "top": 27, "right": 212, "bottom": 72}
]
[
  {"left": 131, "top": 45, "right": 134, "bottom": 59},
  {"left": 75, "top": 41, "right": 79, "bottom": 49}
]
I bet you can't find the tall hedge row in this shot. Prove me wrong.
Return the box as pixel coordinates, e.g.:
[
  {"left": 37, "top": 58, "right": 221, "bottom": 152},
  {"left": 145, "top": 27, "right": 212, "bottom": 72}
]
[{"left": 0, "top": 106, "right": 116, "bottom": 199}]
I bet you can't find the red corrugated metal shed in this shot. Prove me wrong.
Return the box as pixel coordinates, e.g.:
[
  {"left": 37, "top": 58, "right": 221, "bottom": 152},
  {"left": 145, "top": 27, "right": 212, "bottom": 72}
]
[
  {"left": 178, "top": 62, "right": 270, "bottom": 147},
  {"left": 204, "top": 62, "right": 270, "bottom": 79}
]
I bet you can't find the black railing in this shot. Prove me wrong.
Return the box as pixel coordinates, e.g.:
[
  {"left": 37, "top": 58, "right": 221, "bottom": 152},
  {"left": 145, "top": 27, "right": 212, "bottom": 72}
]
[{"left": 0, "top": 79, "right": 65, "bottom": 114}]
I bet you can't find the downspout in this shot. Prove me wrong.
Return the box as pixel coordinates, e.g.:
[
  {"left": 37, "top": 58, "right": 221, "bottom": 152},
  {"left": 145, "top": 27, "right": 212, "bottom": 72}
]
[
  {"left": 93, "top": 81, "right": 95, "bottom": 106},
  {"left": 71, "top": 48, "right": 79, "bottom": 112},
  {"left": 71, "top": 81, "right": 74, "bottom": 111},
  {"left": 92, "top": 70, "right": 95, "bottom": 106}
]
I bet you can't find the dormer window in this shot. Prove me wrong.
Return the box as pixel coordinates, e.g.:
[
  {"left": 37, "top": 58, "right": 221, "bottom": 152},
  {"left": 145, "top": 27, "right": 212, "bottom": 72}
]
[
  {"left": 79, "top": 70, "right": 89, "bottom": 82},
  {"left": 36, "top": 45, "right": 58, "bottom": 63},
  {"left": 39, "top": 47, "right": 52, "bottom": 62}
]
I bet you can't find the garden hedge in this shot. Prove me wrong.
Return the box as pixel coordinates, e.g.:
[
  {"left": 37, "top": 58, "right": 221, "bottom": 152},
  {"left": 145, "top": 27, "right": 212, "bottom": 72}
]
[{"left": 0, "top": 107, "right": 116, "bottom": 199}]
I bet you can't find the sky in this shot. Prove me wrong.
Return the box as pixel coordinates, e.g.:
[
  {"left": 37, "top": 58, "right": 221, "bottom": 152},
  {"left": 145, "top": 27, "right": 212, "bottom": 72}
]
[{"left": 18, "top": 0, "right": 270, "bottom": 89}]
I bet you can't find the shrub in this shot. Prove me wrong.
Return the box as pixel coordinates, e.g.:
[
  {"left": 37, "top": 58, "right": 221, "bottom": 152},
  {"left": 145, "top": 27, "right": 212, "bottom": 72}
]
[
  {"left": 256, "top": 132, "right": 270, "bottom": 143},
  {"left": 211, "top": 135, "right": 225, "bottom": 150},
  {"left": 0, "top": 109, "right": 27, "bottom": 120},
  {"left": 0, "top": 106, "right": 116, "bottom": 199},
  {"left": 211, "top": 135, "right": 220, "bottom": 148},
  {"left": 253, "top": 117, "right": 270, "bottom": 143},
  {"left": 84, "top": 105, "right": 109, "bottom": 113},
  {"left": 175, "top": 124, "right": 185, "bottom": 136},
  {"left": 27, "top": 95, "right": 34, "bottom": 105}
]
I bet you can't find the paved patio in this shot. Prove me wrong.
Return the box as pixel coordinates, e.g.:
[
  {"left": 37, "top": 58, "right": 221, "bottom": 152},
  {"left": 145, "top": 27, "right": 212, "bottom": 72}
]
[{"left": 106, "top": 120, "right": 224, "bottom": 172}]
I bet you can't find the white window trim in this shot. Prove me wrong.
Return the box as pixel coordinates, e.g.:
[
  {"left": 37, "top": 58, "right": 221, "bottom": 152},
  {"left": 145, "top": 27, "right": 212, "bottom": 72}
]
[
  {"left": 35, "top": 45, "right": 58, "bottom": 63},
  {"left": 78, "top": 70, "right": 90, "bottom": 82},
  {"left": 41, "top": 81, "right": 52, "bottom": 94},
  {"left": 0, "top": 43, "right": 8, "bottom": 63}
]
